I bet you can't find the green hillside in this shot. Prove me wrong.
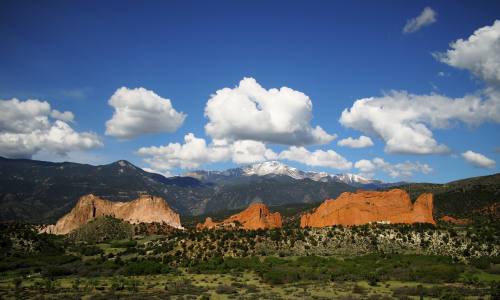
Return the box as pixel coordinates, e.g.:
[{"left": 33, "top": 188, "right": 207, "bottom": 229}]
[{"left": 395, "top": 173, "right": 500, "bottom": 218}]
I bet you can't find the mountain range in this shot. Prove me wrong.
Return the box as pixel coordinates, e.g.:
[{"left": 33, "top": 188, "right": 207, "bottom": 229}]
[
  {"left": 0, "top": 157, "right": 354, "bottom": 222},
  {"left": 185, "top": 160, "right": 385, "bottom": 186},
  {"left": 0, "top": 156, "right": 498, "bottom": 223}
]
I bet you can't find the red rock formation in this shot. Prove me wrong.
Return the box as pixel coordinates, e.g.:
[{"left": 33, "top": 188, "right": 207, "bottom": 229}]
[
  {"left": 42, "top": 194, "right": 183, "bottom": 234},
  {"left": 197, "top": 203, "right": 282, "bottom": 230},
  {"left": 300, "top": 189, "right": 435, "bottom": 228},
  {"left": 474, "top": 203, "right": 500, "bottom": 218},
  {"left": 196, "top": 217, "right": 218, "bottom": 230},
  {"left": 440, "top": 215, "right": 470, "bottom": 225}
]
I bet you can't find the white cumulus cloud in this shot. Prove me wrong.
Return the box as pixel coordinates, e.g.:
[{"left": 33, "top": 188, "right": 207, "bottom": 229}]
[
  {"left": 231, "top": 140, "right": 278, "bottom": 164},
  {"left": 353, "top": 159, "right": 376, "bottom": 177},
  {"left": 0, "top": 98, "right": 102, "bottom": 158},
  {"left": 403, "top": 7, "right": 437, "bottom": 34},
  {"left": 279, "top": 146, "right": 352, "bottom": 170},
  {"left": 50, "top": 109, "right": 74, "bottom": 122},
  {"left": 436, "top": 20, "right": 500, "bottom": 85},
  {"left": 105, "top": 87, "right": 186, "bottom": 139},
  {"left": 204, "top": 77, "right": 335, "bottom": 145},
  {"left": 137, "top": 133, "right": 277, "bottom": 172},
  {"left": 337, "top": 135, "right": 374, "bottom": 148},
  {"left": 355, "top": 157, "right": 432, "bottom": 179},
  {"left": 137, "top": 133, "right": 229, "bottom": 170},
  {"left": 341, "top": 21, "right": 500, "bottom": 155},
  {"left": 1, "top": 98, "right": 52, "bottom": 133},
  {"left": 339, "top": 90, "right": 500, "bottom": 154},
  {"left": 461, "top": 150, "right": 496, "bottom": 168},
  {"left": 142, "top": 167, "right": 173, "bottom": 178}
]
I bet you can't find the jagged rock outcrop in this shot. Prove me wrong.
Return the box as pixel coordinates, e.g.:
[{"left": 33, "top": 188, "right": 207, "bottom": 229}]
[
  {"left": 300, "top": 189, "right": 435, "bottom": 228},
  {"left": 196, "top": 217, "right": 218, "bottom": 230},
  {"left": 41, "top": 194, "right": 183, "bottom": 234},
  {"left": 475, "top": 202, "right": 500, "bottom": 218},
  {"left": 440, "top": 215, "right": 470, "bottom": 225},
  {"left": 197, "top": 203, "right": 282, "bottom": 230}
]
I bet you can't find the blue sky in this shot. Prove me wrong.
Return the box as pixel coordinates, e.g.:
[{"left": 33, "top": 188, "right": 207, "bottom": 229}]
[{"left": 0, "top": 0, "right": 499, "bottom": 183}]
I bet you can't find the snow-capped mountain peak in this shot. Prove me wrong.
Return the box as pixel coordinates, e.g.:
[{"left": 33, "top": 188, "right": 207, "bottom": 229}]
[
  {"left": 185, "top": 160, "right": 380, "bottom": 186},
  {"left": 242, "top": 161, "right": 305, "bottom": 180},
  {"left": 241, "top": 161, "right": 376, "bottom": 185},
  {"left": 333, "top": 173, "right": 374, "bottom": 185}
]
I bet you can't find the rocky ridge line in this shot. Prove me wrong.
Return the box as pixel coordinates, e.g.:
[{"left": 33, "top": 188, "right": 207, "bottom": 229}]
[
  {"left": 41, "top": 194, "right": 183, "bottom": 234},
  {"left": 300, "top": 189, "right": 435, "bottom": 227}
]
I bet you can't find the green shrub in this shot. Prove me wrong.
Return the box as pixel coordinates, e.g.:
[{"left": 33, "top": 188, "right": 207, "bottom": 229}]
[
  {"left": 352, "top": 284, "right": 366, "bottom": 294},
  {"left": 216, "top": 285, "right": 237, "bottom": 294},
  {"left": 262, "top": 267, "right": 300, "bottom": 284},
  {"left": 412, "top": 264, "right": 461, "bottom": 283},
  {"left": 42, "top": 266, "right": 73, "bottom": 277},
  {"left": 80, "top": 245, "right": 103, "bottom": 256},
  {"left": 367, "top": 272, "right": 379, "bottom": 286},
  {"left": 123, "top": 260, "right": 170, "bottom": 275},
  {"left": 488, "top": 264, "right": 500, "bottom": 274},
  {"left": 470, "top": 256, "right": 491, "bottom": 269},
  {"left": 66, "top": 217, "right": 133, "bottom": 244},
  {"left": 490, "top": 281, "right": 500, "bottom": 300},
  {"left": 164, "top": 280, "right": 208, "bottom": 295},
  {"left": 110, "top": 239, "right": 137, "bottom": 248}
]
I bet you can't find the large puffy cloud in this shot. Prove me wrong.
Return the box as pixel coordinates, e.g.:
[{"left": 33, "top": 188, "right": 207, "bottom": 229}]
[
  {"left": 337, "top": 135, "right": 374, "bottom": 148},
  {"left": 0, "top": 98, "right": 52, "bottom": 133},
  {"left": 436, "top": 20, "right": 500, "bottom": 85},
  {"left": 105, "top": 87, "right": 186, "bottom": 139},
  {"left": 341, "top": 21, "right": 500, "bottom": 155},
  {"left": 137, "top": 133, "right": 229, "bottom": 170},
  {"left": 137, "top": 133, "right": 277, "bottom": 172},
  {"left": 461, "top": 150, "right": 496, "bottom": 169},
  {"left": 339, "top": 90, "right": 499, "bottom": 154},
  {"left": 204, "top": 77, "right": 335, "bottom": 145},
  {"left": 353, "top": 159, "right": 376, "bottom": 177},
  {"left": 0, "top": 98, "right": 102, "bottom": 158},
  {"left": 50, "top": 110, "right": 74, "bottom": 122},
  {"left": 355, "top": 158, "right": 432, "bottom": 179},
  {"left": 403, "top": 7, "right": 437, "bottom": 34},
  {"left": 231, "top": 140, "right": 277, "bottom": 164},
  {"left": 279, "top": 146, "right": 352, "bottom": 170}
]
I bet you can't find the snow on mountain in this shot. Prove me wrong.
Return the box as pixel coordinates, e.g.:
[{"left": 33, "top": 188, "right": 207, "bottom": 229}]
[
  {"left": 242, "top": 161, "right": 306, "bottom": 179},
  {"left": 333, "top": 173, "right": 375, "bottom": 185},
  {"left": 244, "top": 161, "right": 377, "bottom": 185},
  {"left": 186, "top": 161, "right": 379, "bottom": 186}
]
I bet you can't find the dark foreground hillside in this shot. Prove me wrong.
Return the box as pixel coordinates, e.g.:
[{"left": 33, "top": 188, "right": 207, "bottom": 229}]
[{"left": 1, "top": 218, "right": 499, "bottom": 299}]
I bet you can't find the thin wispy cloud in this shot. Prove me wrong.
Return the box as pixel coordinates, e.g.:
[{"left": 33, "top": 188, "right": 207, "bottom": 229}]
[
  {"left": 355, "top": 158, "right": 432, "bottom": 179},
  {"left": 403, "top": 7, "right": 437, "bottom": 34},
  {"left": 0, "top": 87, "right": 92, "bottom": 102},
  {"left": 462, "top": 150, "right": 496, "bottom": 169},
  {"left": 57, "top": 87, "right": 92, "bottom": 100}
]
